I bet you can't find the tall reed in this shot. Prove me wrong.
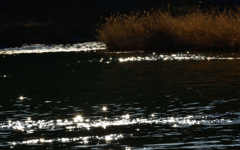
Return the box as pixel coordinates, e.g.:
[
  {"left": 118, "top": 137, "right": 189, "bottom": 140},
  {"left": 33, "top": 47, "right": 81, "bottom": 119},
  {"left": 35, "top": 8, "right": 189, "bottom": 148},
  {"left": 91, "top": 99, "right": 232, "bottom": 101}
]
[{"left": 96, "top": 8, "right": 240, "bottom": 51}]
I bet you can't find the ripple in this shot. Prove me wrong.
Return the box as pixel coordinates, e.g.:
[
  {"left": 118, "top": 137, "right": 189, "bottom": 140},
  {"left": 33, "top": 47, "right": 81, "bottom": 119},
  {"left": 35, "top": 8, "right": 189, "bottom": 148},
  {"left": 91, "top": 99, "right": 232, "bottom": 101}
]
[
  {"left": 78, "top": 53, "right": 240, "bottom": 64},
  {"left": 0, "top": 115, "right": 237, "bottom": 133},
  {"left": 0, "top": 42, "right": 106, "bottom": 55},
  {"left": 117, "top": 53, "right": 240, "bottom": 62},
  {"left": 4, "top": 133, "right": 124, "bottom": 148},
  {"left": 0, "top": 112, "right": 240, "bottom": 149}
]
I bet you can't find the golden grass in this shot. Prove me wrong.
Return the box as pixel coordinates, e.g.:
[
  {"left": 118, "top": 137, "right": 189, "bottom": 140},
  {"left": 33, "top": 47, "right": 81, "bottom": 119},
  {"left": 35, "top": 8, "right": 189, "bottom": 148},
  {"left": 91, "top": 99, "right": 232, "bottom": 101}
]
[{"left": 96, "top": 8, "right": 240, "bottom": 51}]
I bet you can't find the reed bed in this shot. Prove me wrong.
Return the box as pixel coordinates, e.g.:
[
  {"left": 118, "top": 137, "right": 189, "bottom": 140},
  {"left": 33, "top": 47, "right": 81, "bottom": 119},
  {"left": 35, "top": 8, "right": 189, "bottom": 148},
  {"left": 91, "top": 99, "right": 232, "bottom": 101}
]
[{"left": 96, "top": 8, "right": 240, "bottom": 51}]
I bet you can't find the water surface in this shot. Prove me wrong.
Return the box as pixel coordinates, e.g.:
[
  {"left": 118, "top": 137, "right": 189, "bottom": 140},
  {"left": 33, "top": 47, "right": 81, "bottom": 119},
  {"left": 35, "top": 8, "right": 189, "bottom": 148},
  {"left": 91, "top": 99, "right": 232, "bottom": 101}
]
[{"left": 0, "top": 42, "right": 240, "bottom": 149}]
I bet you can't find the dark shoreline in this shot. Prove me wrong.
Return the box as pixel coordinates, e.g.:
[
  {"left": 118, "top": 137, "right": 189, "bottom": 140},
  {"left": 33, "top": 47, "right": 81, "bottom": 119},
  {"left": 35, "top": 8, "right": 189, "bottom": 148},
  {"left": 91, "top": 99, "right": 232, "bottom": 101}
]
[{"left": 1, "top": 0, "right": 240, "bottom": 50}]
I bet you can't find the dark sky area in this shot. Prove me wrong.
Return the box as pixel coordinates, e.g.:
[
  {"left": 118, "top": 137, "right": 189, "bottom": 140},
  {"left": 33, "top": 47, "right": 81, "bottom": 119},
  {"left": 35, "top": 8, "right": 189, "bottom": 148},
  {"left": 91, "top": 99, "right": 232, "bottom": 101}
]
[
  {"left": 1, "top": 0, "right": 240, "bottom": 22},
  {"left": 0, "top": 0, "right": 240, "bottom": 47}
]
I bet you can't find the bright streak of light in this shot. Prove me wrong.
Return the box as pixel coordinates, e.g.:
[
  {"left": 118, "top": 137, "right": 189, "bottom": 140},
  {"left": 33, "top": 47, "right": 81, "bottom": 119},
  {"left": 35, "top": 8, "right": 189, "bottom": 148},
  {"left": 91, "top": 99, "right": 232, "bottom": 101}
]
[{"left": 0, "top": 42, "right": 106, "bottom": 55}]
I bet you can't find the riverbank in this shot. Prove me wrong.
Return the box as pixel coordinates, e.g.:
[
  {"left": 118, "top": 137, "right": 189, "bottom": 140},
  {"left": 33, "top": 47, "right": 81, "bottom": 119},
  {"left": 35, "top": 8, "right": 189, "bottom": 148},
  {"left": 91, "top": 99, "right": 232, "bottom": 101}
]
[
  {"left": 0, "top": 21, "right": 96, "bottom": 48},
  {"left": 96, "top": 8, "right": 240, "bottom": 52},
  {"left": 1, "top": 1, "right": 240, "bottom": 50},
  {"left": 0, "top": 0, "right": 167, "bottom": 48}
]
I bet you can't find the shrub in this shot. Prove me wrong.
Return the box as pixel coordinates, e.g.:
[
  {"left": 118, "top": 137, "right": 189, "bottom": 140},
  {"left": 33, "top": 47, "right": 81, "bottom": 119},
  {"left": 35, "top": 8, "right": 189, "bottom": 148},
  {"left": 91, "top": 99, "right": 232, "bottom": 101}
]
[{"left": 96, "top": 8, "right": 240, "bottom": 51}]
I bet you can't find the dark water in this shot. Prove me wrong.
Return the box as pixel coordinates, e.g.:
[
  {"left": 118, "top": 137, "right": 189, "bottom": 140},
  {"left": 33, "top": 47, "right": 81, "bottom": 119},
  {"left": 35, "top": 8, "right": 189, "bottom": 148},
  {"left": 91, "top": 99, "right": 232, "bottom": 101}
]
[{"left": 0, "top": 47, "right": 240, "bottom": 149}]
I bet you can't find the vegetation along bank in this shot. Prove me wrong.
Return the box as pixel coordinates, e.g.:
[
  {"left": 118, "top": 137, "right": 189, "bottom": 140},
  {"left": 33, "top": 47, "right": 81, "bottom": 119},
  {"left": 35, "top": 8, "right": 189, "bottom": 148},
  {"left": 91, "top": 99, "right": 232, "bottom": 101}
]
[{"left": 96, "top": 8, "right": 240, "bottom": 52}]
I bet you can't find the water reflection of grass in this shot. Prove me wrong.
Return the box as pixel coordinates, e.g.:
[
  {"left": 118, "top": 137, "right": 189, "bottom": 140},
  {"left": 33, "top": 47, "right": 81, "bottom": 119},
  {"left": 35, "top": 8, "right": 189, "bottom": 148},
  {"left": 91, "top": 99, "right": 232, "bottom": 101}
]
[{"left": 96, "top": 8, "right": 240, "bottom": 52}]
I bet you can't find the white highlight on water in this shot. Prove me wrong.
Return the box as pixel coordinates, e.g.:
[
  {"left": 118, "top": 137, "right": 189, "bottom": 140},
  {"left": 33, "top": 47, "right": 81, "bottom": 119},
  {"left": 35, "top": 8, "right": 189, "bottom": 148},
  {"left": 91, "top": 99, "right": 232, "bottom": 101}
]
[
  {"left": 0, "top": 42, "right": 106, "bottom": 55},
  {"left": 7, "top": 134, "right": 124, "bottom": 146},
  {"left": 118, "top": 53, "right": 240, "bottom": 62},
  {"left": 1, "top": 115, "right": 236, "bottom": 133},
  {"left": 1, "top": 114, "right": 239, "bottom": 147},
  {"left": 17, "top": 96, "right": 26, "bottom": 100},
  {"left": 102, "top": 106, "right": 107, "bottom": 111},
  {"left": 1, "top": 42, "right": 240, "bottom": 62}
]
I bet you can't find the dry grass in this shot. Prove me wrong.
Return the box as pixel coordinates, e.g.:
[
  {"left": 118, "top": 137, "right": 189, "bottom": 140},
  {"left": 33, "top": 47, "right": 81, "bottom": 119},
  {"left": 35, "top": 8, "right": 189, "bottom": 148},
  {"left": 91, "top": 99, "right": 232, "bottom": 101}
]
[{"left": 96, "top": 8, "right": 240, "bottom": 51}]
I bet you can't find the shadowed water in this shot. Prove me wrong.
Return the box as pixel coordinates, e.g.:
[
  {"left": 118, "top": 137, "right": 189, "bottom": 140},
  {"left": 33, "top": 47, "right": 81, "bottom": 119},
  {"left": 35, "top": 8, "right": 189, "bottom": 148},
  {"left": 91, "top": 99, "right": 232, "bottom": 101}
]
[{"left": 0, "top": 42, "right": 240, "bottom": 149}]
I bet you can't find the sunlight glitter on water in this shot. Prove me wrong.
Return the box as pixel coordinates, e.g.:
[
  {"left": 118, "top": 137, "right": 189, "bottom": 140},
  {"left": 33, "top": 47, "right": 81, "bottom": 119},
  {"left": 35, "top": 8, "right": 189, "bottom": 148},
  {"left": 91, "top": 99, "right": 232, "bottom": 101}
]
[
  {"left": 1, "top": 114, "right": 239, "bottom": 147},
  {"left": 7, "top": 134, "right": 124, "bottom": 146},
  {"left": 1, "top": 43, "right": 240, "bottom": 149},
  {"left": 118, "top": 54, "right": 240, "bottom": 62},
  {"left": 0, "top": 42, "right": 106, "bottom": 55},
  {"left": 0, "top": 115, "right": 237, "bottom": 133},
  {"left": 73, "top": 115, "right": 84, "bottom": 122},
  {"left": 102, "top": 106, "right": 107, "bottom": 111},
  {"left": 17, "top": 96, "right": 26, "bottom": 100},
  {"left": 1, "top": 42, "right": 240, "bottom": 62}
]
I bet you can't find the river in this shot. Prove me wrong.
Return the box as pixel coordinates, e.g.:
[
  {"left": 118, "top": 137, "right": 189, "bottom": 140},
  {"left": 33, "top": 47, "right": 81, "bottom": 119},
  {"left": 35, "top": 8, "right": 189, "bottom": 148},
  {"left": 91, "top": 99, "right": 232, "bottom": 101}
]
[{"left": 0, "top": 42, "right": 240, "bottom": 149}]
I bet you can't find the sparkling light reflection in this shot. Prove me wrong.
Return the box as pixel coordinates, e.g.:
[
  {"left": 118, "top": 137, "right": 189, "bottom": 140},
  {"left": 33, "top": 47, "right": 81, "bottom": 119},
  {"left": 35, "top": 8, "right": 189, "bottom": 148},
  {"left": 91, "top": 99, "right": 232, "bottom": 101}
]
[
  {"left": 76, "top": 53, "right": 240, "bottom": 64},
  {"left": 118, "top": 54, "right": 240, "bottom": 63},
  {"left": 73, "top": 115, "right": 83, "bottom": 122},
  {"left": 27, "top": 117, "right": 31, "bottom": 121},
  {"left": 0, "top": 114, "right": 239, "bottom": 147},
  {"left": 122, "top": 114, "right": 130, "bottom": 119},
  {"left": 102, "top": 106, "right": 107, "bottom": 111},
  {"left": 0, "top": 115, "right": 236, "bottom": 133},
  {"left": 125, "top": 147, "right": 132, "bottom": 150},
  {"left": 0, "top": 42, "right": 106, "bottom": 55},
  {"left": 18, "top": 96, "right": 25, "bottom": 100},
  {"left": 8, "top": 134, "right": 123, "bottom": 146}
]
